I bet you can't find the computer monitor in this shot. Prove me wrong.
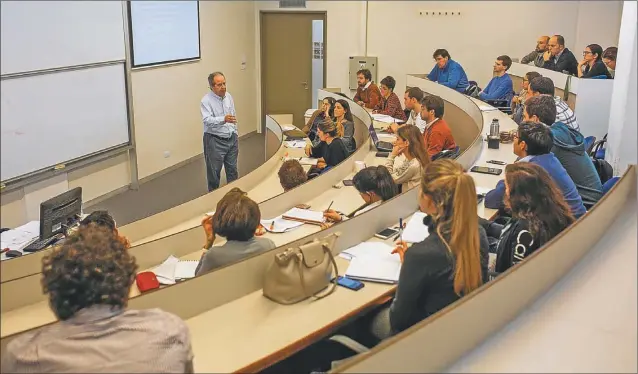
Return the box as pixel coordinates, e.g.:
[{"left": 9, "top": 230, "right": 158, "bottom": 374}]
[{"left": 39, "top": 187, "right": 82, "bottom": 240}]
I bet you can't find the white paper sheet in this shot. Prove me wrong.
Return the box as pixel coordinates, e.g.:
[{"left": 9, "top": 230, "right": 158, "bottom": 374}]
[
  {"left": 371, "top": 113, "right": 406, "bottom": 124},
  {"left": 281, "top": 125, "right": 297, "bottom": 132},
  {"left": 152, "top": 255, "right": 179, "bottom": 285},
  {"left": 401, "top": 212, "right": 430, "bottom": 243},
  {"left": 284, "top": 140, "right": 307, "bottom": 149},
  {"left": 478, "top": 105, "right": 498, "bottom": 112},
  {"left": 174, "top": 261, "right": 199, "bottom": 280},
  {"left": 282, "top": 156, "right": 318, "bottom": 166},
  {"left": 261, "top": 216, "right": 305, "bottom": 233},
  {"left": 0, "top": 220, "right": 40, "bottom": 254},
  {"left": 340, "top": 242, "right": 397, "bottom": 262},
  {"left": 476, "top": 186, "right": 492, "bottom": 195}
]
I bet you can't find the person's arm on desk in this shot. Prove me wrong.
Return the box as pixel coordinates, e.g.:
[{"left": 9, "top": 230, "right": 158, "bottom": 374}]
[{"left": 484, "top": 180, "right": 506, "bottom": 209}]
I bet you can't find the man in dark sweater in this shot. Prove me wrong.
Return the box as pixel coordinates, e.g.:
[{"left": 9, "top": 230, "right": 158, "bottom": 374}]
[
  {"left": 542, "top": 35, "right": 578, "bottom": 76},
  {"left": 524, "top": 95, "right": 603, "bottom": 208}
]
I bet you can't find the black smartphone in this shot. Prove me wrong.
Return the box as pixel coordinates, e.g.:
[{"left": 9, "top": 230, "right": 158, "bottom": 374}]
[
  {"left": 486, "top": 160, "right": 507, "bottom": 165},
  {"left": 471, "top": 166, "right": 503, "bottom": 175},
  {"left": 376, "top": 151, "right": 390, "bottom": 158},
  {"left": 334, "top": 276, "right": 365, "bottom": 291},
  {"left": 342, "top": 179, "right": 354, "bottom": 186}
]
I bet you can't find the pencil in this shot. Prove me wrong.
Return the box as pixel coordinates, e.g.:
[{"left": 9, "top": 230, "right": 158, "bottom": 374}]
[
  {"left": 326, "top": 201, "right": 334, "bottom": 212},
  {"left": 269, "top": 221, "right": 275, "bottom": 231}
]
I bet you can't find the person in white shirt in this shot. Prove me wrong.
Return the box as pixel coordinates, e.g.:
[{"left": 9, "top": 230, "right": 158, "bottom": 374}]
[
  {"left": 388, "top": 87, "right": 426, "bottom": 134},
  {"left": 322, "top": 166, "right": 398, "bottom": 226},
  {"left": 385, "top": 125, "right": 430, "bottom": 192}
]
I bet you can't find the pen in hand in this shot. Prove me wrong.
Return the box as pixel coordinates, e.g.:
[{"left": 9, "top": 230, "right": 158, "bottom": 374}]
[
  {"left": 393, "top": 218, "right": 405, "bottom": 241},
  {"left": 325, "top": 201, "right": 334, "bottom": 212}
]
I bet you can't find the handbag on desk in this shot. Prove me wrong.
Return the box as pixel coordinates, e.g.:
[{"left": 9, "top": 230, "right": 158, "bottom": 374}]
[{"left": 263, "top": 232, "right": 340, "bottom": 305}]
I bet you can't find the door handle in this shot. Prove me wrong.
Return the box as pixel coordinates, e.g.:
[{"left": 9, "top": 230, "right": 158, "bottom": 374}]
[{"left": 301, "top": 82, "right": 308, "bottom": 90}]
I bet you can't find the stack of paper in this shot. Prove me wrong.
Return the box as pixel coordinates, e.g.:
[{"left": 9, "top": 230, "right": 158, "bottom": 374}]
[
  {"left": 478, "top": 105, "right": 498, "bottom": 112},
  {"left": 371, "top": 113, "right": 406, "bottom": 124},
  {"left": 401, "top": 212, "right": 430, "bottom": 243},
  {"left": 261, "top": 216, "right": 305, "bottom": 233},
  {"left": 282, "top": 207, "right": 325, "bottom": 224},
  {"left": 284, "top": 140, "right": 307, "bottom": 149},
  {"left": 152, "top": 256, "right": 200, "bottom": 285},
  {"left": 0, "top": 221, "right": 40, "bottom": 255},
  {"left": 281, "top": 125, "right": 297, "bottom": 132},
  {"left": 343, "top": 242, "right": 402, "bottom": 284}
]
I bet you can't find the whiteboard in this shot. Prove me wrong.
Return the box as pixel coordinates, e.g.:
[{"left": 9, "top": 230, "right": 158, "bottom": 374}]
[
  {"left": 0, "top": 1, "right": 126, "bottom": 75},
  {"left": 1, "top": 64, "right": 130, "bottom": 181},
  {"left": 129, "top": 1, "right": 200, "bottom": 67}
]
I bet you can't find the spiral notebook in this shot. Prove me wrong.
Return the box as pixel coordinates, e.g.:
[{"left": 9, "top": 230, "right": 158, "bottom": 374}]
[{"left": 174, "top": 260, "right": 199, "bottom": 280}]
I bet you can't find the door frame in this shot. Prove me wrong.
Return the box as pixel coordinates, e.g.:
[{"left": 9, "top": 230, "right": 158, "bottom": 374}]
[{"left": 259, "top": 10, "right": 327, "bottom": 133}]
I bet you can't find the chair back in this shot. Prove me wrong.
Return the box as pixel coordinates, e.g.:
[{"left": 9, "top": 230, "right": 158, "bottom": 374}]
[
  {"left": 602, "top": 176, "right": 620, "bottom": 194},
  {"left": 590, "top": 75, "right": 608, "bottom": 79},
  {"left": 584, "top": 136, "right": 596, "bottom": 154},
  {"left": 431, "top": 146, "right": 461, "bottom": 161}
]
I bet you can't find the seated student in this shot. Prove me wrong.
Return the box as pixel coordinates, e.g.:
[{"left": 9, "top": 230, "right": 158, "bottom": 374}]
[
  {"left": 478, "top": 55, "right": 515, "bottom": 102},
  {"left": 577, "top": 44, "right": 613, "bottom": 79},
  {"left": 420, "top": 95, "right": 458, "bottom": 158},
  {"left": 602, "top": 46, "right": 617, "bottom": 78},
  {"left": 528, "top": 76, "right": 580, "bottom": 132},
  {"left": 524, "top": 95, "right": 603, "bottom": 208},
  {"left": 542, "top": 35, "right": 579, "bottom": 76},
  {"left": 302, "top": 97, "right": 336, "bottom": 145},
  {"left": 335, "top": 99, "right": 356, "bottom": 154},
  {"left": 389, "top": 87, "right": 426, "bottom": 134},
  {"left": 278, "top": 159, "right": 308, "bottom": 192},
  {"left": 353, "top": 69, "right": 381, "bottom": 109},
  {"left": 521, "top": 35, "right": 550, "bottom": 67},
  {"left": 484, "top": 122, "right": 586, "bottom": 218},
  {"left": 196, "top": 188, "right": 276, "bottom": 275},
  {"left": 80, "top": 210, "right": 131, "bottom": 248},
  {"left": 385, "top": 125, "right": 430, "bottom": 191},
  {"left": 480, "top": 163, "right": 575, "bottom": 273},
  {"left": 427, "top": 49, "right": 470, "bottom": 93},
  {"left": 511, "top": 71, "right": 542, "bottom": 124},
  {"left": 304, "top": 118, "right": 349, "bottom": 172},
  {"left": 373, "top": 76, "right": 407, "bottom": 121},
  {"left": 372, "top": 159, "right": 488, "bottom": 338},
  {"left": 1, "top": 226, "right": 194, "bottom": 373},
  {"left": 323, "top": 165, "right": 398, "bottom": 224}
]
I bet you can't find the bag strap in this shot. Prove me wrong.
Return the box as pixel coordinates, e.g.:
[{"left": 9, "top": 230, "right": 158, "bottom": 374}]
[
  {"left": 563, "top": 75, "right": 571, "bottom": 102},
  {"left": 310, "top": 245, "right": 339, "bottom": 300}
]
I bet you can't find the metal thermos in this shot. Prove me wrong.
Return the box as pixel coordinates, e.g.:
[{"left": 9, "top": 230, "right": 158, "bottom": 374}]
[{"left": 489, "top": 119, "right": 500, "bottom": 138}]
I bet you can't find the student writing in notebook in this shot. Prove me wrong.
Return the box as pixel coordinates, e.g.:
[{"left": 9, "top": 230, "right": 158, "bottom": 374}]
[
  {"left": 480, "top": 163, "right": 574, "bottom": 274},
  {"left": 322, "top": 166, "right": 398, "bottom": 227},
  {"left": 384, "top": 125, "right": 430, "bottom": 191},
  {"left": 196, "top": 188, "right": 275, "bottom": 275},
  {"left": 370, "top": 160, "right": 489, "bottom": 339},
  {"left": 304, "top": 118, "right": 349, "bottom": 174},
  {"left": 1, "top": 226, "right": 194, "bottom": 373}
]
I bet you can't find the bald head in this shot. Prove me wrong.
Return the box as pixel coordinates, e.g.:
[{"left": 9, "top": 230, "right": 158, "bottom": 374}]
[{"left": 536, "top": 36, "right": 550, "bottom": 52}]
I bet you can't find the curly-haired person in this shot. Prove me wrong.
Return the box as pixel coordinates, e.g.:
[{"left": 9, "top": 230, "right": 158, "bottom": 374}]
[{"left": 1, "top": 226, "right": 194, "bottom": 373}]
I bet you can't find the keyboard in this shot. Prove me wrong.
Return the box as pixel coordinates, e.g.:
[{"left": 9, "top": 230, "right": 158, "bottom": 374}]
[{"left": 23, "top": 236, "right": 58, "bottom": 253}]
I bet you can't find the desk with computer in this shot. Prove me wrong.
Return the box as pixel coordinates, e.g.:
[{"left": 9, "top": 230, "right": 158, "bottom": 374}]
[{"left": 1, "top": 188, "right": 84, "bottom": 260}]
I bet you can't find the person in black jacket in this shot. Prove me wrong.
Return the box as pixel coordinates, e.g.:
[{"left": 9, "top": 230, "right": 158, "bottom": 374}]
[
  {"left": 577, "top": 44, "right": 613, "bottom": 79},
  {"left": 304, "top": 117, "right": 349, "bottom": 171},
  {"left": 542, "top": 35, "right": 578, "bottom": 76},
  {"left": 480, "top": 163, "right": 575, "bottom": 274},
  {"left": 370, "top": 159, "right": 489, "bottom": 339}
]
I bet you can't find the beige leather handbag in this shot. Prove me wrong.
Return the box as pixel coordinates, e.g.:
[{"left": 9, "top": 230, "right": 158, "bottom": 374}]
[{"left": 263, "top": 233, "right": 340, "bottom": 305}]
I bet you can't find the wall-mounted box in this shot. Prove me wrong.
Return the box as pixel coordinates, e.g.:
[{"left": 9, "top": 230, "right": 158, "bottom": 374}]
[{"left": 349, "top": 56, "right": 378, "bottom": 90}]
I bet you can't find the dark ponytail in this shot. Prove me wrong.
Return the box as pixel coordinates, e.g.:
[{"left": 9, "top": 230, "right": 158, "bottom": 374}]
[{"left": 353, "top": 166, "right": 398, "bottom": 202}]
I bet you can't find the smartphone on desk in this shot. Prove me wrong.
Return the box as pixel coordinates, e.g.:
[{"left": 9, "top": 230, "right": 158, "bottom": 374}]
[
  {"left": 342, "top": 179, "right": 354, "bottom": 186},
  {"left": 334, "top": 276, "right": 365, "bottom": 291},
  {"left": 470, "top": 166, "right": 503, "bottom": 176},
  {"left": 374, "top": 227, "right": 399, "bottom": 240},
  {"left": 486, "top": 160, "right": 507, "bottom": 166}
]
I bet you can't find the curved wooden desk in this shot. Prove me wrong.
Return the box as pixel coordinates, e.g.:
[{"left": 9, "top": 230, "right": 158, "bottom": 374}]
[{"left": 1, "top": 78, "right": 511, "bottom": 371}]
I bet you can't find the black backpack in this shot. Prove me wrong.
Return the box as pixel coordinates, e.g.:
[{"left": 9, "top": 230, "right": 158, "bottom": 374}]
[{"left": 592, "top": 158, "right": 614, "bottom": 184}]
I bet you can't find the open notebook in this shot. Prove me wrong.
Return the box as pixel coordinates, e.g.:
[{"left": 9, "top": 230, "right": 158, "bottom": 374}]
[
  {"left": 343, "top": 242, "right": 402, "bottom": 284},
  {"left": 152, "top": 256, "right": 199, "bottom": 285},
  {"left": 282, "top": 207, "right": 325, "bottom": 225},
  {"left": 282, "top": 156, "right": 318, "bottom": 166},
  {"left": 260, "top": 216, "right": 304, "bottom": 233}
]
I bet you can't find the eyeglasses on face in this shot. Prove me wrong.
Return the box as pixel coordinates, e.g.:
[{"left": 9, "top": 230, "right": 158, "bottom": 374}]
[{"left": 582, "top": 51, "right": 593, "bottom": 56}]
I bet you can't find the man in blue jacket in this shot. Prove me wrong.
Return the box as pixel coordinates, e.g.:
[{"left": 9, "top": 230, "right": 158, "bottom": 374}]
[
  {"left": 427, "top": 49, "right": 469, "bottom": 93},
  {"left": 524, "top": 95, "right": 603, "bottom": 208},
  {"left": 485, "top": 121, "right": 586, "bottom": 218},
  {"left": 478, "top": 55, "right": 515, "bottom": 102}
]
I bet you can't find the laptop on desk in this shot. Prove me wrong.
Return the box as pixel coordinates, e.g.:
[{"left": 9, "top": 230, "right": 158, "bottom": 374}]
[{"left": 368, "top": 124, "right": 394, "bottom": 152}]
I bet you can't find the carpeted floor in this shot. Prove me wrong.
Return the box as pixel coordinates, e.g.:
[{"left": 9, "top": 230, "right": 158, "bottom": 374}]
[{"left": 87, "top": 133, "right": 265, "bottom": 225}]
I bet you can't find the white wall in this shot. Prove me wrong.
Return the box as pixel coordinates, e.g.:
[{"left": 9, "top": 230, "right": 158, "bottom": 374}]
[
  {"left": 574, "top": 1, "right": 623, "bottom": 55},
  {"left": 606, "top": 1, "right": 637, "bottom": 175}
]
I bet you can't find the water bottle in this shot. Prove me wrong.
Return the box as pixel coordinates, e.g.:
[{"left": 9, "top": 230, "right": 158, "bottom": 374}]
[{"left": 489, "top": 118, "right": 500, "bottom": 138}]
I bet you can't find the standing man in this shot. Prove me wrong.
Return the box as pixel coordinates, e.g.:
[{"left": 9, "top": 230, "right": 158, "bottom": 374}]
[
  {"left": 353, "top": 69, "right": 381, "bottom": 109},
  {"left": 201, "top": 72, "right": 239, "bottom": 192},
  {"left": 542, "top": 35, "right": 578, "bottom": 76},
  {"left": 520, "top": 36, "right": 550, "bottom": 67}
]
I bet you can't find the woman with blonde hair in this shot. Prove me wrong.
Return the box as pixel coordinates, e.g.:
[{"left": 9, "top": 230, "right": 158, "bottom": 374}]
[
  {"left": 385, "top": 124, "right": 430, "bottom": 191},
  {"left": 372, "top": 159, "right": 489, "bottom": 338}
]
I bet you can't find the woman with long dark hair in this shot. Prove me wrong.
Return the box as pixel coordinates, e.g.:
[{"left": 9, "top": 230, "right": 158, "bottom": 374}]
[
  {"left": 577, "top": 43, "right": 612, "bottom": 79},
  {"left": 385, "top": 124, "right": 430, "bottom": 191},
  {"left": 481, "top": 162, "right": 575, "bottom": 273},
  {"left": 302, "top": 97, "right": 336, "bottom": 145},
  {"left": 334, "top": 99, "right": 356, "bottom": 154},
  {"left": 304, "top": 117, "right": 349, "bottom": 174}
]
